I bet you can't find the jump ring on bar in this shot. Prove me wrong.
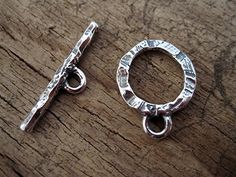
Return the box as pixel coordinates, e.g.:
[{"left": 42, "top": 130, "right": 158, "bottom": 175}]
[{"left": 63, "top": 67, "right": 87, "bottom": 94}]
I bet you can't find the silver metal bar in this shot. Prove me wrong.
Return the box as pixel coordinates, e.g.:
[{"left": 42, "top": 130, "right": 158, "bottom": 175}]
[{"left": 20, "top": 21, "right": 98, "bottom": 132}]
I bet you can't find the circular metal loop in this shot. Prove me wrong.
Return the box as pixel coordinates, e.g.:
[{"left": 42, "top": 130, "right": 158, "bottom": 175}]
[
  {"left": 116, "top": 40, "right": 197, "bottom": 115},
  {"left": 142, "top": 115, "right": 172, "bottom": 139},
  {"left": 63, "top": 67, "right": 86, "bottom": 94}
]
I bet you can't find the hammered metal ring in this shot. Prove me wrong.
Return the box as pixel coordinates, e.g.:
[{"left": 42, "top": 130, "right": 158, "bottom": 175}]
[{"left": 116, "top": 40, "right": 196, "bottom": 139}]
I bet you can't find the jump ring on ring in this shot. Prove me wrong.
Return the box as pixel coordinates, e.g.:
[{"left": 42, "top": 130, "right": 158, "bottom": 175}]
[{"left": 142, "top": 115, "right": 172, "bottom": 139}]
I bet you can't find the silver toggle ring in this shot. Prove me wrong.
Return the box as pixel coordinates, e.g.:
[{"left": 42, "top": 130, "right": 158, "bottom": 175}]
[{"left": 116, "top": 40, "right": 197, "bottom": 139}]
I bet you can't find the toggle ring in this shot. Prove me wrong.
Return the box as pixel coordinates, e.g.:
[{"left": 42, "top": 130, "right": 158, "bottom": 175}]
[{"left": 116, "top": 40, "right": 197, "bottom": 139}]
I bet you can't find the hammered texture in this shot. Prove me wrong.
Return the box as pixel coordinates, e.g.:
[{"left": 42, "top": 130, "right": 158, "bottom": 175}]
[
  {"left": 20, "top": 22, "right": 98, "bottom": 132},
  {"left": 116, "top": 40, "right": 197, "bottom": 138}
]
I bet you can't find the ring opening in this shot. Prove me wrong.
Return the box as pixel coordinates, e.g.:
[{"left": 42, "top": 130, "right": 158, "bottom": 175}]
[
  {"left": 66, "top": 72, "right": 82, "bottom": 88},
  {"left": 129, "top": 50, "right": 183, "bottom": 104},
  {"left": 146, "top": 114, "right": 165, "bottom": 132}
]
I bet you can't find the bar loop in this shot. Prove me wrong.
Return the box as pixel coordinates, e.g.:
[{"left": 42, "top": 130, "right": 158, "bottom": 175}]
[{"left": 63, "top": 67, "right": 86, "bottom": 94}]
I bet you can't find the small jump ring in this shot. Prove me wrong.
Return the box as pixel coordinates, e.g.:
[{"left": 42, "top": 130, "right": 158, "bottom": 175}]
[
  {"left": 142, "top": 115, "right": 172, "bottom": 139},
  {"left": 64, "top": 67, "right": 86, "bottom": 94}
]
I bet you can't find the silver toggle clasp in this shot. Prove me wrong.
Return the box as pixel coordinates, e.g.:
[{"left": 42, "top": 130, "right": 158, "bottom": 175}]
[
  {"left": 20, "top": 21, "right": 98, "bottom": 132},
  {"left": 116, "top": 40, "right": 196, "bottom": 139}
]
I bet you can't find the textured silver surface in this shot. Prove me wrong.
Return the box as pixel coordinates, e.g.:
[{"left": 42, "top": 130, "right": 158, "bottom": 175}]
[
  {"left": 116, "top": 40, "right": 197, "bottom": 139},
  {"left": 20, "top": 21, "right": 98, "bottom": 132}
]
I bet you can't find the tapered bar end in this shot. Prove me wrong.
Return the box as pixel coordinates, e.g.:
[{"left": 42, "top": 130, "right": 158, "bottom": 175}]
[
  {"left": 20, "top": 122, "right": 27, "bottom": 131},
  {"left": 20, "top": 110, "right": 39, "bottom": 132},
  {"left": 20, "top": 121, "right": 31, "bottom": 132},
  {"left": 90, "top": 21, "right": 99, "bottom": 28}
]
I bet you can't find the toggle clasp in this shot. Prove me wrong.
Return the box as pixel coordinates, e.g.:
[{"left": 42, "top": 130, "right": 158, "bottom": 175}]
[
  {"left": 20, "top": 21, "right": 98, "bottom": 132},
  {"left": 116, "top": 40, "right": 197, "bottom": 139}
]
